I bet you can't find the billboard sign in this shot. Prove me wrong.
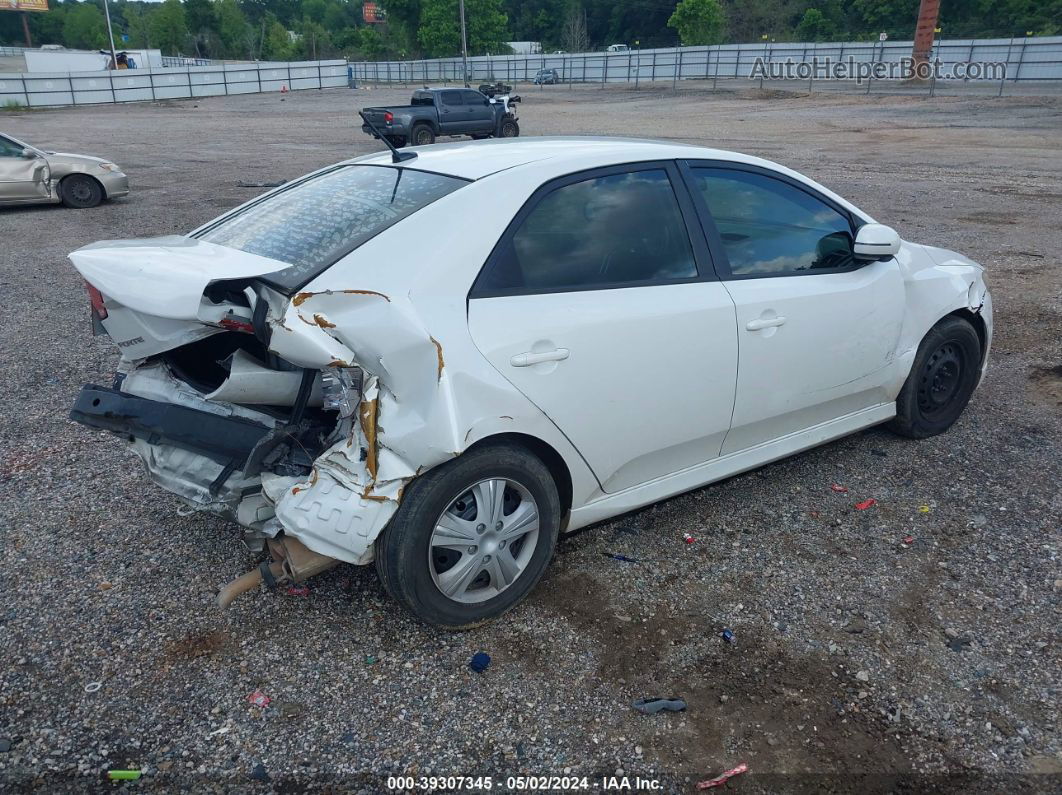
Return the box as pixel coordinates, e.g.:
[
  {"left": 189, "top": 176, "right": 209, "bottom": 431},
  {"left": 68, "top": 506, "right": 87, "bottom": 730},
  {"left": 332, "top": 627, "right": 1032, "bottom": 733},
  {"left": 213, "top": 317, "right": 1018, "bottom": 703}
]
[{"left": 3, "top": 0, "right": 50, "bottom": 11}]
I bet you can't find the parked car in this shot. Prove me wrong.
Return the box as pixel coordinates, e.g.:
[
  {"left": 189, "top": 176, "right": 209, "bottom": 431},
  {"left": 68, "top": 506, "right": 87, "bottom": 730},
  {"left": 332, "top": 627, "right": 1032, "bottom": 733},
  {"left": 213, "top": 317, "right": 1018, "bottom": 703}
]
[
  {"left": 533, "top": 68, "right": 560, "bottom": 85},
  {"left": 606, "top": 43, "right": 630, "bottom": 52},
  {"left": 69, "top": 138, "right": 991, "bottom": 628},
  {"left": 360, "top": 87, "right": 519, "bottom": 147},
  {"left": 0, "top": 132, "right": 129, "bottom": 209}
]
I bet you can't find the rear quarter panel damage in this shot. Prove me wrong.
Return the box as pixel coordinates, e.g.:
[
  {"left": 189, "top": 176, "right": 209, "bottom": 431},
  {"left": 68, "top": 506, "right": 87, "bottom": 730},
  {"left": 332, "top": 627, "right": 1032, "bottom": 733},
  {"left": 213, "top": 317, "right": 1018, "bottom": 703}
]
[{"left": 263, "top": 279, "right": 592, "bottom": 564}]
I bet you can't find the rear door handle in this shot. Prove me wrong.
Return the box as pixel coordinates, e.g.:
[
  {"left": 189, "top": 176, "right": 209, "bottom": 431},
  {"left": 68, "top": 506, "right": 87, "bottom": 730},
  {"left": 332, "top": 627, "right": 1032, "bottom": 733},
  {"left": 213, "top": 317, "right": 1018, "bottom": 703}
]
[
  {"left": 510, "top": 348, "right": 570, "bottom": 367},
  {"left": 746, "top": 316, "right": 786, "bottom": 331}
]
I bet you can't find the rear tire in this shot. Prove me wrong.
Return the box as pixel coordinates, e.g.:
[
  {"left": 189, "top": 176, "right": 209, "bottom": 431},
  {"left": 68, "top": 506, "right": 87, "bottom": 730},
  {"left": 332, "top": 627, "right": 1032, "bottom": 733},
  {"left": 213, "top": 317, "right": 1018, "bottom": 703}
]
[
  {"left": 498, "top": 119, "right": 520, "bottom": 138},
  {"left": 889, "top": 316, "right": 981, "bottom": 438},
  {"left": 411, "top": 124, "right": 435, "bottom": 146},
  {"left": 374, "top": 443, "right": 560, "bottom": 629},
  {"left": 60, "top": 174, "right": 103, "bottom": 208},
  {"left": 385, "top": 135, "right": 407, "bottom": 148}
]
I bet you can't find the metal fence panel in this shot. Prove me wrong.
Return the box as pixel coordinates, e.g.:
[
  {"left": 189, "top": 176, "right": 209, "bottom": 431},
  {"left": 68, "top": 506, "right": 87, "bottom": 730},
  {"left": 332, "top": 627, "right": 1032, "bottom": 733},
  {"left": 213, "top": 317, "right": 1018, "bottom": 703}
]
[{"left": 0, "top": 59, "right": 348, "bottom": 107}]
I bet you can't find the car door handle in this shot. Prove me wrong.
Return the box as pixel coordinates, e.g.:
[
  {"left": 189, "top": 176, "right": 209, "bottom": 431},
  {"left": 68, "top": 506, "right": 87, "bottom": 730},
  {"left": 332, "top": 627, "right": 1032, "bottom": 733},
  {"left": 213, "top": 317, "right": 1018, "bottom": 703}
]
[
  {"left": 510, "top": 348, "right": 570, "bottom": 367},
  {"left": 746, "top": 316, "right": 786, "bottom": 331}
]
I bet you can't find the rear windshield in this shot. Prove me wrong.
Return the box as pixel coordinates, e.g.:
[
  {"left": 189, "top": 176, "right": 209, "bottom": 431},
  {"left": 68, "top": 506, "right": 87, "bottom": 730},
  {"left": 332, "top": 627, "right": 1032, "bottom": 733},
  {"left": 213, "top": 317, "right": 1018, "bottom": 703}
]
[{"left": 196, "top": 164, "right": 467, "bottom": 292}]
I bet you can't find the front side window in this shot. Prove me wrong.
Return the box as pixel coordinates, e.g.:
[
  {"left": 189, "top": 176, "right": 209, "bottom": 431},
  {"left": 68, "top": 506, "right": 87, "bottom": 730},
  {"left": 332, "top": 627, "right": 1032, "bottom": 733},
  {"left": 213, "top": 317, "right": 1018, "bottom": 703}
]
[
  {"left": 478, "top": 168, "right": 697, "bottom": 293},
  {"left": 463, "top": 90, "right": 486, "bottom": 105},
  {"left": 197, "top": 165, "right": 467, "bottom": 292},
  {"left": 0, "top": 136, "right": 24, "bottom": 158},
  {"left": 439, "top": 91, "right": 464, "bottom": 106},
  {"left": 689, "top": 168, "right": 855, "bottom": 277}
]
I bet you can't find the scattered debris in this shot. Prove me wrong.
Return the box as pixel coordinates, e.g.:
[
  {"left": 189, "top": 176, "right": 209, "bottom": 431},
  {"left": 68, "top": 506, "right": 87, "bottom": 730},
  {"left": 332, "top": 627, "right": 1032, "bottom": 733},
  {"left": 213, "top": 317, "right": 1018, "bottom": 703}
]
[
  {"left": 843, "top": 616, "right": 867, "bottom": 634},
  {"left": 0, "top": 738, "right": 11, "bottom": 753},
  {"left": 918, "top": 505, "right": 931, "bottom": 513},
  {"left": 84, "top": 681, "right": 101, "bottom": 693},
  {"left": 856, "top": 670, "right": 870, "bottom": 682},
  {"left": 944, "top": 627, "right": 959, "bottom": 639},
  {"left": 107, "top": 770, "right": 142, "bottom": 781},
  {"left": 948, "top": 636, "right": 973, "bottom": 653},
  {"left": 830, "top": 483, "right": 849, "bottom": 493},
  {"left": 697, "top": 762, "right": 749, "bottom": 789},
  {"left": 855, "top": 498, "right": 877, "bottom": 510},
  {"left": 364, "top": 655, "right": 378, "bottom": 665},
  {"left": 285, "top": 584, "right": 311, "bottom": 597},
  {"left": 683, "top": 533, "right": 696, "bottom": 545},
  {"left": 469, "top": 652, "right": 491, "bottom": 673},
  {"left": 901, "top": 534, "right": 915, "bottom": 547},
  {"left": 721, "top": 628, "right": 735, "bottom": 644},
  {"left": 601, "top": 552, "right": 639, "bottom": 563},
  {"left": 98, "top": 582, "right": 113, "bottom": 591},
  {"left": 246, "top": 690, "right": 271, "bottom": 708},
  {"left": 250, "top": 762, "right": 270, "bottom": 782},
  {"left": 632, "top": 698, "right": 687, "bottom": 714},
  {"left": 208, "top": 726, "right": 231, "bottom": 737},
  {"left": 237, "top": 180, "right": 287, "bottom": 188}
]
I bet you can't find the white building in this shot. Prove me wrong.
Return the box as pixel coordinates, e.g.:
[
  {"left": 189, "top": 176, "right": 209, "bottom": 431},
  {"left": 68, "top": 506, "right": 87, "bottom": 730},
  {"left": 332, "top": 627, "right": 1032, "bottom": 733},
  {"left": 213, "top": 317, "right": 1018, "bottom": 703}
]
[{"left": 506, "top": 41, "right": 542, "bottom": 55}]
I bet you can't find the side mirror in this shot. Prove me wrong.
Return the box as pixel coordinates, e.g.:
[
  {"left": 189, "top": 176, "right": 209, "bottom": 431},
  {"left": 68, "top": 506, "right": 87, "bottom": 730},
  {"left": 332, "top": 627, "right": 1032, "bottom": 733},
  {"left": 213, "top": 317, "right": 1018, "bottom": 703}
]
[
  {"left": 854, "top": 223, "right": 901, "bottom": 260},
  {"left": 21, "top": 148, "right": 38, "bottom": 159}
]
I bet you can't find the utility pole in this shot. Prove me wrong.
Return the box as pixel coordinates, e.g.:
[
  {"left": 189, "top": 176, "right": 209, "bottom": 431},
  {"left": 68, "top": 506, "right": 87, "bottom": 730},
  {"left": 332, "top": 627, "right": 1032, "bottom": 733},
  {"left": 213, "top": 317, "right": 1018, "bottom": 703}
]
[
  {"left": 912, "top": 0, "right": 941, "bottom": 69},
  {"left": 102, "top": 0, "right": 119, "bottom": 70},
  {"left": 21, "top": 12, "right": 32, "bottom": 47},
  {"left": 459, "top": 0, "right": 469, "bottom": 87}
]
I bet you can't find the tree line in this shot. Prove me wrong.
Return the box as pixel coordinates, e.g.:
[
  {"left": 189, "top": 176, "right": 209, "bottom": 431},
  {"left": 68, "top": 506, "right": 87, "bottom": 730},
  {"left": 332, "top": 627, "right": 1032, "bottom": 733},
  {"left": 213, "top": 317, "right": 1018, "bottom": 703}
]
[{"left": 1, "top": 0, "right": 1059, "bottom": 61}]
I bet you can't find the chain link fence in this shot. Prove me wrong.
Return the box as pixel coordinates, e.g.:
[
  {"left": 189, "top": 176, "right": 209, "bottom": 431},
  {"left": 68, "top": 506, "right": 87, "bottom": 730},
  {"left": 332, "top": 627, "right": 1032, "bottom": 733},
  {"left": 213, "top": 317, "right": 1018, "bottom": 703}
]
[{"left": 349, "top": 36, "right": 1062, "bottom": 98}]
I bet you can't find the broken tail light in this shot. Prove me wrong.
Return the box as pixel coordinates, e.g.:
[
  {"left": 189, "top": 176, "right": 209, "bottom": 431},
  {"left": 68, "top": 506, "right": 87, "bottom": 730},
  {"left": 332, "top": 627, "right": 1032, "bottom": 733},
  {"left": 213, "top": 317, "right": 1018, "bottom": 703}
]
[
  {"left": 384, "top": 111, "right": 394, "bottom": 123},
  {"left": 85, "top": 280, "right": 108, "bottom": 320}
]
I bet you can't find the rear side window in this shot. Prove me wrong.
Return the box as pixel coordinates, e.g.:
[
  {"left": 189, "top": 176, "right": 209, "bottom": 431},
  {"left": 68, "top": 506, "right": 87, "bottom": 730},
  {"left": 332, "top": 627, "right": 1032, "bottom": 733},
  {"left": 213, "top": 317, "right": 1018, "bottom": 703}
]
[
  {"left": 689, "top": 168, "right": 855, "bottom": 277},
  {"left": 197, "top": 165, "right": 466, "bottom": 292},
  {"left": 477, "top": 169, "right": 697, "bottom": 293}
]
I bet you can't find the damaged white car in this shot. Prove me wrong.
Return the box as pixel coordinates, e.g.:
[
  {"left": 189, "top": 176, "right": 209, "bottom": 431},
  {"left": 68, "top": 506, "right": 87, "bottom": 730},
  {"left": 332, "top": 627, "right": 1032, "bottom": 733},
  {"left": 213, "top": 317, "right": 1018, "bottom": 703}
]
[{"left": 70, "top": 138, "right": 992, "bottom": 627}]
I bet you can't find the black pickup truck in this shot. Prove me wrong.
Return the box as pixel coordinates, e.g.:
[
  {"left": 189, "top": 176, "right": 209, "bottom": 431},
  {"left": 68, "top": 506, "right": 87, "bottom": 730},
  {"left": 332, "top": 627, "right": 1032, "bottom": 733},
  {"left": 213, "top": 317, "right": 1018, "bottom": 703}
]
[{"left": 361, "top": 87, "right": 520, "bottom": 147}]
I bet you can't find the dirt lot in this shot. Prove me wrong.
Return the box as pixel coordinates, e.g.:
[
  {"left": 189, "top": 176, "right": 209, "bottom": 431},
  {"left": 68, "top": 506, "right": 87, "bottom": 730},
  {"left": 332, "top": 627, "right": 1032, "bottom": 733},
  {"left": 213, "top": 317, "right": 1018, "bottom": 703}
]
[{"left": 0, "top": 85, "right": 1059, "bottom": 792}]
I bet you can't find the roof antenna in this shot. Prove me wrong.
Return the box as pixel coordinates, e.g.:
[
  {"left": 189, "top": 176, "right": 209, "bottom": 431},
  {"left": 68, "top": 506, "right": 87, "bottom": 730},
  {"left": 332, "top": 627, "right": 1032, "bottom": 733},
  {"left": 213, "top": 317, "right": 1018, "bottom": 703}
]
[{"left": 359, "top": 110, "right": 417, "bottom": 164}]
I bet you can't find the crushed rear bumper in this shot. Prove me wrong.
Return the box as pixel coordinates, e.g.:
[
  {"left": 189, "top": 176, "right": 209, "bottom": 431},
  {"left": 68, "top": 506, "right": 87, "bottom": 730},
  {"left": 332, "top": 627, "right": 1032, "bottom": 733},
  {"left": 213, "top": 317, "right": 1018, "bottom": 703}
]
[{"left": 70, "top": 384, "right": 272, "bottom": 466}]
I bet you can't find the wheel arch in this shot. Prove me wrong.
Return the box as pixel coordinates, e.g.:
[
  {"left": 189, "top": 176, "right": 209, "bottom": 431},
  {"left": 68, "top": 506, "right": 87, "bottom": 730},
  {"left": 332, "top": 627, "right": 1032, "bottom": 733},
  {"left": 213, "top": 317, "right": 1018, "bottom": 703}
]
[
  {"left": 60, "top": 171, "right": 107, "bottom": 199},
  {"left": 946, "top": 307, "right": 988, "bottom": 367},
  {"left": 463, "top": 432, "right": 573, "bottom": 520}
]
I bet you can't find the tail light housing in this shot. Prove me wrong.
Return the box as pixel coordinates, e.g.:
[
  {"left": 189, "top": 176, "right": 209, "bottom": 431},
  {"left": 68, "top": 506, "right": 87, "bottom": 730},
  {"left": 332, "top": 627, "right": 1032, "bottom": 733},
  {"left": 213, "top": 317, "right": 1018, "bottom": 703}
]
[
  {"left": 85, "top": 280, "right": 108, "bottom": 320},
  {"left": 383, "top": 111, "right": 394, "bottom": 123}
]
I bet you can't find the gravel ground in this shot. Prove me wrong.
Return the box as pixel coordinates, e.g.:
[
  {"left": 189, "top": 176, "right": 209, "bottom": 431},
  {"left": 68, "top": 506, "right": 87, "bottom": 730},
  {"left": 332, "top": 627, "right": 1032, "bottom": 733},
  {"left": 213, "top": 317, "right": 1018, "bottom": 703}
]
[{"left": 0, "top": 85, "right": 1059, "bottom": 793}]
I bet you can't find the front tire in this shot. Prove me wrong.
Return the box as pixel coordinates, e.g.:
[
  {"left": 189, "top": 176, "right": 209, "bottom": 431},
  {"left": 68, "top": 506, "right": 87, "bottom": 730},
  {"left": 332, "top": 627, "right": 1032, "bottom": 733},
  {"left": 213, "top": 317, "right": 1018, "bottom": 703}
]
[
  {"left": 889, "top": 316, "right": 981, "bottom": 438},
  {"left": 60, "top": 174, "right": 103, "bottom": 208},
  {"left": 374, "top": 443, "right": 560, "bottom": 629}
]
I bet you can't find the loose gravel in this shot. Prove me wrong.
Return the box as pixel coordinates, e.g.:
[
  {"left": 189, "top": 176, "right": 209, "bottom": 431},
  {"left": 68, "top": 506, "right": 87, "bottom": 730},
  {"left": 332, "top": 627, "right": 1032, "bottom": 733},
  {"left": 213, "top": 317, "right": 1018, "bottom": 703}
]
[{"left": 0, "top": 85, "right": 1059, "bottom": 792}]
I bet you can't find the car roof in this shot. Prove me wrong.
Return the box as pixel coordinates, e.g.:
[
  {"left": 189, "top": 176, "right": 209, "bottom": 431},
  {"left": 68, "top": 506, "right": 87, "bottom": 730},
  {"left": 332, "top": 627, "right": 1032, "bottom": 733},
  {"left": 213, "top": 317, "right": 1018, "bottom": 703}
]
[
  {"left": 344, "top": 137, "right": 871, "bottom": 220},
  {"left": 350, "top": 136, "right": 767, "bottom": 181}
]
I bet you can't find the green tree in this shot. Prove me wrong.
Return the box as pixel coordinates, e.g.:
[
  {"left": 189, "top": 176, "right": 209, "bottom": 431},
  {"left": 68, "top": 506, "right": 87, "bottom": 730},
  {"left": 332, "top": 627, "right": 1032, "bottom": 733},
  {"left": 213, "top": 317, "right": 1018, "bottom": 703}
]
[
  {"left": 262, "top": 16, "right": 296, "bottom": 59},
  {"left": 122, "top": 4, "right": 153, "bottom": 48},
  {"left": 795, "top": 8, "right": 836, "bottom": 40},
  {"left": 62, "top": 2, "right": 108, "bottom": 50},
  {"left": 215, "top": 0, "right": 253, "bottom": 57},
  {"left": 150, "top": 0, "right": 190, "bottom": 54},
  {"left": 418, "top": 0, "right": 509, "bottom": 57},
  {"left": 668, "top": 0, "right": 725, "bottom": 45}
]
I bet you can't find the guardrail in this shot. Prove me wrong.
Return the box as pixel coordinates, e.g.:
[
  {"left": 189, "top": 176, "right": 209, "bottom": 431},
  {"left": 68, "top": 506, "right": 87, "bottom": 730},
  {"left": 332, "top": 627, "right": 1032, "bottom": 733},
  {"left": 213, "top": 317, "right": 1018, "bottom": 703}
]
[
  {"left": 349, "top": 36, "right": 1062, "bottom": 95},
  {"left": 0, "top": 59, "right": 347, "bottom": 107}
]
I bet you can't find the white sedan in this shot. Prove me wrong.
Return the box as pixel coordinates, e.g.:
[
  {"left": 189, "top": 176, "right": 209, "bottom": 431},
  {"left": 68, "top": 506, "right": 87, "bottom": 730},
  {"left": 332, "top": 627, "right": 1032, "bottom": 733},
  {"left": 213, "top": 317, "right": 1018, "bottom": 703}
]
[{"left": 69, "top": 138, "right": 992, "bottom": 627}]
